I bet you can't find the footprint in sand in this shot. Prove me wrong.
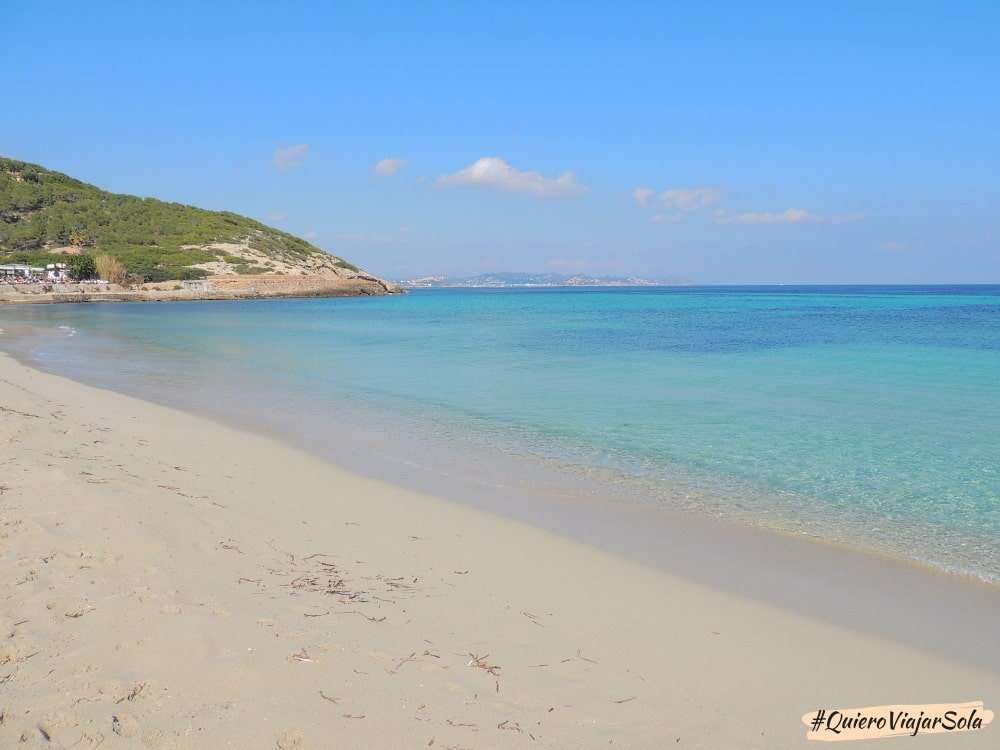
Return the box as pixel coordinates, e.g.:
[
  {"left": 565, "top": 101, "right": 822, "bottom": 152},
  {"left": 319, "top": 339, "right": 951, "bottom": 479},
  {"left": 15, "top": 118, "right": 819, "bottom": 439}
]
[
  {"left": 47, "top": 597, "right": 95, "bottom": 620},
  {"left": 111, "top": 712, "right": 140, "bottom": 738},
  {"left": 276, "top": 727, "right": 305, "bottom": 749}
]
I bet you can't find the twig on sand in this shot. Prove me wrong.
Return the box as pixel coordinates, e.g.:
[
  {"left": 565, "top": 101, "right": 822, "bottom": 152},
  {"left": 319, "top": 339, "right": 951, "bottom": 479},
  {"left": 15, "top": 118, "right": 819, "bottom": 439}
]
[
  {"left": 344, "top": 610, "right": 386, "bottom": 623},
  {"left": 115, "top": 682, "right": 147, "bottom": 704},
  {"left": 613, "top": 696, "right": 637, "bottom": 704},
  {"left": 342, "top": 714, "right": 365, "bottom": 719},
  {"left": 0, "top": 406, "right": 40, "bottom": 419},
  {"left": 390, "top": 649, "right": 440, "bottom": 675},
  {"left": 391, "top": 652, "right": 418, "bottom": 674},
  {"left": 304, "top": 610, "right": 331, "bottom": 618},
  {"left": 318, "top": 691, "right": 339, "bottom": 704},
  {"left": 467, "top": 653, "right": 502, "bottom": 693},
  {"left": 467, "top": 653, "right": 501, "bottom": 677},
  {"left": 289, "top": 648, "right": 314, "bottom": 663},
  {"left": 561, "top": 649, "right": 599, "bottom": 665}
]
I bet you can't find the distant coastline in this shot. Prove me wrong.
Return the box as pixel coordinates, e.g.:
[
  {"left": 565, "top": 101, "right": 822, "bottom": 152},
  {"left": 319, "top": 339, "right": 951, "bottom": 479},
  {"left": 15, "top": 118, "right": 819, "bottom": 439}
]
[{"left": 398, "top": 271, "right": 685, "bottom": 288}]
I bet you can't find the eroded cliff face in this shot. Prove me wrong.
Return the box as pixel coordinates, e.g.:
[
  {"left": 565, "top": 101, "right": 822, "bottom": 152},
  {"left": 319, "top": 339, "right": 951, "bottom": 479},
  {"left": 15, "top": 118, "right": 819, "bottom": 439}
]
[
  {"left": 0, "top": 274, "right": 401, "bottom": 304},
  {"left": 144, "top": 273, "right": 401, "bottom": 297}
]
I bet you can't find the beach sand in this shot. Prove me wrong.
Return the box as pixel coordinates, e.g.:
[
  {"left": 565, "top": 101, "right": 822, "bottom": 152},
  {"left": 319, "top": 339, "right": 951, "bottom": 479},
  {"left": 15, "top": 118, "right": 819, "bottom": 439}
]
[{"left": 1, "top": 352, "right": 997, "bottom": 748}]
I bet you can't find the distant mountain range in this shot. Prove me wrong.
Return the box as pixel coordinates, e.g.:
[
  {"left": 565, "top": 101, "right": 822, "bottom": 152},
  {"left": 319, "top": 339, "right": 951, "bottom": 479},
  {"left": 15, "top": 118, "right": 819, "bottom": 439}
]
[{"left": 399, "top": 272, "right": 682, "bottom": 288}]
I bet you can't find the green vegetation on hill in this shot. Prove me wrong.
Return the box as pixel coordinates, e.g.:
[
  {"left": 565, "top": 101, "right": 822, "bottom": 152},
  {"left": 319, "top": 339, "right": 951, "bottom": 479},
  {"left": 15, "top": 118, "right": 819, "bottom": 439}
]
[{"left": 0, "top": 157, "right": 356, "bottom": 282}]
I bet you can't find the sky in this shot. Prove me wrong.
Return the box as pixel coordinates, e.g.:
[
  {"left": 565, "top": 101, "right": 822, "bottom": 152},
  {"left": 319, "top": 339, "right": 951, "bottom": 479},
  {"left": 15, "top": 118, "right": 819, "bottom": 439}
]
[{"left": 2, "top": 1, "right": 998, "bottom": 283}]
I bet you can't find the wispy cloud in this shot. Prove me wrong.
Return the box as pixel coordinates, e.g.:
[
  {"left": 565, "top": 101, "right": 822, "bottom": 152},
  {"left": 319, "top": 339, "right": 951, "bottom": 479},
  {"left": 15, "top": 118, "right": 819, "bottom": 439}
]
[
  {"left": 267, "top": 212, "right": 288, "bottom": 223},
  {"left": 437, "top": 157, "right": 586, "bottom": 197},
  {"left": 714, "top": 208, "right": 865, "bottom": 225},
  {"left": 373, "top": 157, "right": 407, "bottom": 177},
  {"left": 661, "top": 187, "right": 721, "bottom": 212},
  {"left": 273, "top": 144, "right": 310, "bottom": 171},
  {"left": 632, "top": 187, "right": 654, "bottom": 206},
  {"left": 715, "top": 207, "right": 818, "bottom": 225},
  {"left": 303, "top": 230, "right": 318, "bottom": 240}
]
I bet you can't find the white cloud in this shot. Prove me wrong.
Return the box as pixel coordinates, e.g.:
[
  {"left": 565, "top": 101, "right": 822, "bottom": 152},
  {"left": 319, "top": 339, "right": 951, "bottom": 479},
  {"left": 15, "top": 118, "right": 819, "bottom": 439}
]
[
  {"left": 437, "top": 157, "right": 586, "bottom": 197},
  {"left": 714, "top": 208, "right": 865, "bottom": 225},
  {"left": 661, "top": 187, "right": 721, "bottom": 212},
  {"left": 267, "top": 212, "right": 288, "bottom": 223},
  {"left": 632, "top": 187, "right": 654, "bottom": 206},
  {"left": 273, "top": 144, "right": 310, "bottom": 171},
  {"left": 715, "top": 208, "right": 817, "bottom": 225},
  {"left": 303, "top": 230, "right": 318, "bottom": 240},
  {"left": 373, "top": 157, "right": 407, "bottom": 176}
]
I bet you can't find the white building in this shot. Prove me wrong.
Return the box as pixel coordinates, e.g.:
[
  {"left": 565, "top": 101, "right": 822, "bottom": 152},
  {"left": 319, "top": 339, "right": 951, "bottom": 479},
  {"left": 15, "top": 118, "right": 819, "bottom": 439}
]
[
  {"left": 0, "top": 264, "right": 42, "bottom": 279},
  {"left": 46, "top": 263, "right": 68, "bottom": 281}
]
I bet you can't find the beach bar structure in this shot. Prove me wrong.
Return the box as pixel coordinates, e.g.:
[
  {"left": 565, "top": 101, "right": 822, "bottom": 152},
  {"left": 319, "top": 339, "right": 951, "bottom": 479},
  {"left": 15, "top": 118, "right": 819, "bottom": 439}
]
[
  {"left": 46, "top": 262, "right": 68, "bottom": 281},
  {"left": 0, "top": 263, "right": 43, "bottom": 279}
]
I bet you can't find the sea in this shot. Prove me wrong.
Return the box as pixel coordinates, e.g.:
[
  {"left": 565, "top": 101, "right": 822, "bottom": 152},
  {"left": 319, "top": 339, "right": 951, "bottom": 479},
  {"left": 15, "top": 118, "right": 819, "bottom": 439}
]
[{"left": 3, "top": 285, "right": 999, "bottom": 581}]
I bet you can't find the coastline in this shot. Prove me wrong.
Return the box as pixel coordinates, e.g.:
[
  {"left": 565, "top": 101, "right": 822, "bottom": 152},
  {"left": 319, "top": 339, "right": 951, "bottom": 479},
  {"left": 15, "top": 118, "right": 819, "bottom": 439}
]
[
  {"left": 1, "top": 352, "right": 999, "bottom": 748},
  {"left": 4, "top": 302, "right": 1000, "bottom": 666},
  {"left": 0, "top": 273, "right": 400, "bottom": 304}
]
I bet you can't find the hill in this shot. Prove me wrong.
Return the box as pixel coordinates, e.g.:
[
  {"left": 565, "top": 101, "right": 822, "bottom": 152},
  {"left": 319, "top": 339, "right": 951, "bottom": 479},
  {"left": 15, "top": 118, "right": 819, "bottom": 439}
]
[{"left": 0, "top": 157, "right": 377, "bottom": 286}]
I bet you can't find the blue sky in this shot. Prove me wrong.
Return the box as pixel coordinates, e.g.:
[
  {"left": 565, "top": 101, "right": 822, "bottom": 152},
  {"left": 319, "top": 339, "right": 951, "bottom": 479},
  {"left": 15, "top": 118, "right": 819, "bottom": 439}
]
[{"left": 2, "top": 1, "right": 998, "bottom": 282}]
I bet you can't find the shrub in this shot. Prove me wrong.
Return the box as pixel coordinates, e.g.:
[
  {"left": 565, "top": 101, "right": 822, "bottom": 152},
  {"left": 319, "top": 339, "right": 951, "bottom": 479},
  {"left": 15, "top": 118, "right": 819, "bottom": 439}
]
[
  {"left": 67, "top": 254, "right": 97, "bottom": 280},
  {"left": 232, "top": 263, "right": 268, "bottom": 275},
  {"left": 95, "top": 254, "right": 128, "bottom": 283}
]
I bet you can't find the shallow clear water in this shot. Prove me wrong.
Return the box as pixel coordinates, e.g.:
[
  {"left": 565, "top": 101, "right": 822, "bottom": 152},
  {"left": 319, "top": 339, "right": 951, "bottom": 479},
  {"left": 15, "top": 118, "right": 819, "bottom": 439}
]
[{"left": 3, "top": 286, "right": 999, "bottom": 579}]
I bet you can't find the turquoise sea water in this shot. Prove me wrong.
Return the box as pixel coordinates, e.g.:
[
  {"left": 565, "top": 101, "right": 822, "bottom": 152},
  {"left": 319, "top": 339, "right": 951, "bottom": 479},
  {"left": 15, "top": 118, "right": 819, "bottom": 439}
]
[{"left": 3, "top": 286, "right": 999, "bottom": 580}]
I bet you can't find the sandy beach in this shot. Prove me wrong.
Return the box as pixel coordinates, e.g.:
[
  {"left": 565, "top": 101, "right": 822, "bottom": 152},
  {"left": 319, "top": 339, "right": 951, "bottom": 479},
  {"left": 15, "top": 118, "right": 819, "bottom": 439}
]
[{"left": 1, "top": 351, "right": 998, "bottom": 749}]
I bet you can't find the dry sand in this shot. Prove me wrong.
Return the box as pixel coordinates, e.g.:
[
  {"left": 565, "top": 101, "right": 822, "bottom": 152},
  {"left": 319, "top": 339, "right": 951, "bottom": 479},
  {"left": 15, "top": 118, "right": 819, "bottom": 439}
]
[{"left": 1, "top": 353, "right": 997, "bottom": 749}]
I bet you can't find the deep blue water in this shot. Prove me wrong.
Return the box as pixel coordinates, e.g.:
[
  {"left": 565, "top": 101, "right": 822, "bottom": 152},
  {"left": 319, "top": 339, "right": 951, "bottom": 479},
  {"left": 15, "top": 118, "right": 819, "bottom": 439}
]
[{"left": 3, "top": 285, "right": 999, "bottom": 579}]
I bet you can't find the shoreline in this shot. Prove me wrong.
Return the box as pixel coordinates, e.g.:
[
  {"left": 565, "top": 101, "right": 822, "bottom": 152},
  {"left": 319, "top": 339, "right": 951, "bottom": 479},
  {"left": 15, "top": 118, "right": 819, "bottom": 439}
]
[
  {"left": 1, "top": 352, "right": 999, "bottom": 747},
  {"left": 6, "top": 316, "right": 997, "bottom": 590},
  {"left": 0, "top": 273, "right": 400, "bottom": 304},
  {"left": 4, "top": 328, "right": 1000, "bottom": 671}
]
